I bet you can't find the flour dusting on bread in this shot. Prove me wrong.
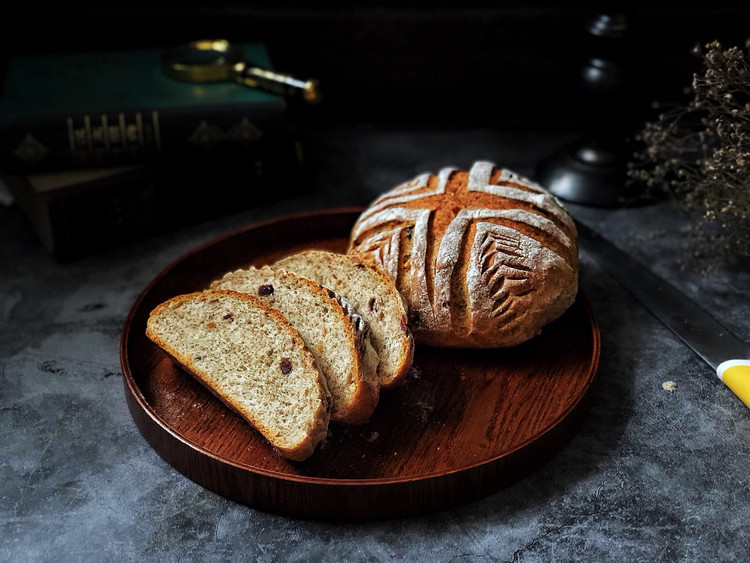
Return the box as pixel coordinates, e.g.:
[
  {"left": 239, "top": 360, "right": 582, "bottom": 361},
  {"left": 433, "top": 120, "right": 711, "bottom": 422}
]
[{"left": 348, "top": 161, "right": 579, "bottom": 348}]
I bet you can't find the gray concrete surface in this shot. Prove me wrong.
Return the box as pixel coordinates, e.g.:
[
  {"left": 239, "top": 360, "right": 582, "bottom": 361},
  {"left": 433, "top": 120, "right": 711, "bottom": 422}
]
[{"left": 2, "top": 128, "right": 749, "bottom": 561}]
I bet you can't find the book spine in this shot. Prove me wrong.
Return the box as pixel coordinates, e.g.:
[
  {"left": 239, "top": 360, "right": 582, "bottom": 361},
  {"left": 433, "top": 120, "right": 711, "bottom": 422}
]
[
  {"left": 11, "top": 140, "right": 304, "bottom": 261},
  {"left": 0, "top": 101, "right": 289, "bottom": 173}
]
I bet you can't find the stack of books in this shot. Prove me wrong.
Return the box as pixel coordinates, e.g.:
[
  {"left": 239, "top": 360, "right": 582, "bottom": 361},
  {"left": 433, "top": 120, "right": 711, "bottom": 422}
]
[{"left": 0, "top": 43, "right": 304, "bottom": 260}]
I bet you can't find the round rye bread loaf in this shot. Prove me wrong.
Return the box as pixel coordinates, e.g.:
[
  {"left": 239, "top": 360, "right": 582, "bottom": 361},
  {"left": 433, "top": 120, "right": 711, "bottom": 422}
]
[{"left": 347, "top": 161, "right": 579, "bottom": 348}]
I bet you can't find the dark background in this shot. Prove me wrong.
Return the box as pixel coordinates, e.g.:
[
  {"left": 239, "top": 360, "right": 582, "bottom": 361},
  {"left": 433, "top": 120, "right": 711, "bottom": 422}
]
[{"left": 2, "top": 2, "right": 749, "bottom": 129}]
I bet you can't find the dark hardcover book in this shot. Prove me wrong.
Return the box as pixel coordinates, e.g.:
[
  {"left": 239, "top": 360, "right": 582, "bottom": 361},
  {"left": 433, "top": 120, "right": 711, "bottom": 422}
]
[
  {"left": 0, "top": 43, "right": 289, "bottom": 173},
  {"left": 5, "top": 139, "right": 305, "bottom": 261}
]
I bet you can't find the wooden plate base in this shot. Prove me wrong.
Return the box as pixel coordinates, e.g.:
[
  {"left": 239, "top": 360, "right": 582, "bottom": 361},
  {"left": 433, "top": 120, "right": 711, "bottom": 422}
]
[{"left": 121, "top": 208, "right": 600, "bottom": 520}]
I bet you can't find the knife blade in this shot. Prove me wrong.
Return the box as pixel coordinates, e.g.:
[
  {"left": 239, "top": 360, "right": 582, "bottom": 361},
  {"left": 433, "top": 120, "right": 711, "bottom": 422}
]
[{"left": 575, "top": 219, "right": 750, "bottom": 408}]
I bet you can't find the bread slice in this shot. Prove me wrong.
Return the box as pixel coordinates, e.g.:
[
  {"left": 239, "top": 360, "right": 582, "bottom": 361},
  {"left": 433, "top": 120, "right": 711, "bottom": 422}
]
[
  {"left": 211, "top": 267, "right": 380, "bottom": 425},
  {"left": 275, "top": 250, "right": 414, "bottom": 388},
  {"left": 145, "top": 290, "right": 330, "bottom": 461}
]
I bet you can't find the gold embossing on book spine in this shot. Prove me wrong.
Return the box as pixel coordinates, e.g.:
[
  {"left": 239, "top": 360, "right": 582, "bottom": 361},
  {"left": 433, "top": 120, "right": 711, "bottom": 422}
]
[{"left": 66, "top": 111, "right": 162, "bottom": 164}]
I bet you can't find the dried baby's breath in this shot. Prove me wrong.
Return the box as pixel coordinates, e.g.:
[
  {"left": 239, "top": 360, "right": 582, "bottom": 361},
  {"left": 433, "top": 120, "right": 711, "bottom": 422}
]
[{"left": 629, "top": 40, "right": 750, "bottom": 259}]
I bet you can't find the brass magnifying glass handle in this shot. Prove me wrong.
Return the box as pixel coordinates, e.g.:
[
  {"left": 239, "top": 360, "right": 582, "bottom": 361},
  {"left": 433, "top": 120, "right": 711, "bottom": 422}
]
[
  {"left": 233, "top": 63, "right": 320, "bottom": 104},
  {"left": 161, "top": 39, "right": 320, "bottom": 104}
]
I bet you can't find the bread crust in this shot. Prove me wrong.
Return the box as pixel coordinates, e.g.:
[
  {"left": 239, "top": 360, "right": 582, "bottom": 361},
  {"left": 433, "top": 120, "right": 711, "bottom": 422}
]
[
  {"left": 348, "top": 161, "right": 579, "bottom": 348},
  {"left": 146, "top": 289, "right": 330, "bottom": 461},
  {"left": 274, "top": 250, "right": 415, "bottom": 388}
]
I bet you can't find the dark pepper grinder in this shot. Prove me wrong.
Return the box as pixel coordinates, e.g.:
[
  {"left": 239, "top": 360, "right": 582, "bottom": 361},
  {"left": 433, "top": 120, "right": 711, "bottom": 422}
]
[{"left": 536, "top": 12, "right": 645, "bottom": 206}]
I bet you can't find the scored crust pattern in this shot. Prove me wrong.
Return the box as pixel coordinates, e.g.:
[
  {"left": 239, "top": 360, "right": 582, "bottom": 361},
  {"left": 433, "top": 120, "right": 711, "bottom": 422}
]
[{"left": 349, "top": 161, "right": 579, "bottom": 348}]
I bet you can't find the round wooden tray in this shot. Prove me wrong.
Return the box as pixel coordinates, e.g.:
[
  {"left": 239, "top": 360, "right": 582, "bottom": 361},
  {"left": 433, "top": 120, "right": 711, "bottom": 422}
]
[{"left": 121, "top": 208, "right": 600, "bottom": 520}]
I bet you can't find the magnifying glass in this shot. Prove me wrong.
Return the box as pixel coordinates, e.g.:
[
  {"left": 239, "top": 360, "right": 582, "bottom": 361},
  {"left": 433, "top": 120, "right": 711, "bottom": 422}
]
[{"left": 162, "top": 39, "right": 320, "bottom": 104}]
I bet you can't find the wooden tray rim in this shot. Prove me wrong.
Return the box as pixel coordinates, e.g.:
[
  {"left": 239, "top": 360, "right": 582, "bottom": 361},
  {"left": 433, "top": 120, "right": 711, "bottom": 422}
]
[{"left": 120, "top": 207, "right": 601, "bottom": 486}]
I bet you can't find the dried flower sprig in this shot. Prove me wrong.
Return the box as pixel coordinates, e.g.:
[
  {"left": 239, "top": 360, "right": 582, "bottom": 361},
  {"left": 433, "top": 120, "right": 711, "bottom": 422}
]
[{"left": 629, "top": 40, "right": 750, "bottom": 259}]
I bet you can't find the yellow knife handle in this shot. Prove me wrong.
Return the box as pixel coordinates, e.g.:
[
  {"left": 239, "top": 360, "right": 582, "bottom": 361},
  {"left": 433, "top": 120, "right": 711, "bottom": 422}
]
[{"left": 717, "top": 360, "right": 750, "bottom": 409}]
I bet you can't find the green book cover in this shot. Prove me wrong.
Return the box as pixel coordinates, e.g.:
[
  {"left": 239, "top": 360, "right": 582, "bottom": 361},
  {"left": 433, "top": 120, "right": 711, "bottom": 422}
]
[{"left": 0, "top": 43, "right": 289, "bottom": 172}]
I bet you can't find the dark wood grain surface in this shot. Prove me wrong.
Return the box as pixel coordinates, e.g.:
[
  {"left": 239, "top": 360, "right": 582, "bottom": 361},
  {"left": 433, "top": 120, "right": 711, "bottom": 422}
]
[{"left": 120, "top": 208, "right": 600, "bottom": 519}]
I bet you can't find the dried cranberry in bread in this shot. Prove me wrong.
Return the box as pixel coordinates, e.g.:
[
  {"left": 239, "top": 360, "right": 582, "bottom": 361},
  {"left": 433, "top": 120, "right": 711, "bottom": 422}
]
[
  {"left": 145, "top": 290, "right": 330, "bottom": 461},
  {"left": 274, "top": 250, "right": 414, "bottom": 388},
  {"left": 211, "top": 266, "right": 380, "bottom": 425},
  {"left": 348, "top": 161, "right": 579, "bottom": 348}
]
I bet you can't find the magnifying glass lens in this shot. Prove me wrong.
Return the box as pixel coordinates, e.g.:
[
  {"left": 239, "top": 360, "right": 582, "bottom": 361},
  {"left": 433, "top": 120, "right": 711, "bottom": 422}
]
[
  {"left": 178, "top": 49, "right": 231, "bottom": 66},
  {"left": 162, "top": 41, "right": 242, "bottom": 82}
]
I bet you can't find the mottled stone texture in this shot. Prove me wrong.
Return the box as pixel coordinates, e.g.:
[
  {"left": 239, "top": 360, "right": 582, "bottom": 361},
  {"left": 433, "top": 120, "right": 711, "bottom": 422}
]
[{"left": 1, "top": 128, "right": 748, "bottom": 561}]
